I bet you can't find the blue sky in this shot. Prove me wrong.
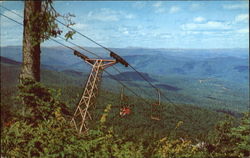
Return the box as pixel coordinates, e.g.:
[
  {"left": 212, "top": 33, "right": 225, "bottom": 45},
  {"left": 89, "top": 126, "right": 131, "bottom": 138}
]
[{"left": 0, "top": 1, "right": 249, "bottom": 49}]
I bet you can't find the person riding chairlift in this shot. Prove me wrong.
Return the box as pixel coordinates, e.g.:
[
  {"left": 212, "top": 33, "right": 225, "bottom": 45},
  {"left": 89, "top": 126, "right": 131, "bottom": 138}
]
[{"left": 120, "top": 107, "right": 131, "bottom": 117}]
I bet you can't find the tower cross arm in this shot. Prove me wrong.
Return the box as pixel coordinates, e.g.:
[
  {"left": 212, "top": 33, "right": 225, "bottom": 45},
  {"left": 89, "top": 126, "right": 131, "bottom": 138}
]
[
  {"left": 74, "top": 50, "right": 89, "bottom": 61},
  {"left": 110, "top": 51, "right": 129, "bottom": 67},
  {"left": 73, "top": 50, "right": 95, "bottom": 65},
  {"left": 101, "top": 59, "right": 117, "bottom": 69}
]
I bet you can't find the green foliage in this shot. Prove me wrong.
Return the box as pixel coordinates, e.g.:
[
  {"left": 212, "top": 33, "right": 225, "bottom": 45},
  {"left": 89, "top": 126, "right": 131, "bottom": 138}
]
[
  {"left": 0, "top": 102, "right": 15, "bottom": 130},
  {"left": 16, "top": 78, "right": 68, "bottom": 124},
  {"left": 1, "top": 81, "right": 144, "bottom": 157},
  {"left": 1, "top": 61, "right": 248, "bottom": 157},
  {"left": 65, "top": 30, "right": 76, "bottom": 41},
  {"left": 230, "top": 113, "right": 250, "bottom": 157},
  {"left": 208, "top": 113, "right": 250, "bottom": 158},
  {"left": 151, "top": 120, "right": 207, "bottom": 158},
  {"left": 211, "top": 116, "right": 236, "bottom": 157},
  {"left": 154, "top": 137, "right": 201, "bottom": 158},
  {"left": 25, "top": 0, "right": 75, "bottom": 47},
  {"left": 1, "top": 119, "right": 79, "bottom": 157},
  {"left": 1, "top": 118, "right": 144, "bottom": 157}
]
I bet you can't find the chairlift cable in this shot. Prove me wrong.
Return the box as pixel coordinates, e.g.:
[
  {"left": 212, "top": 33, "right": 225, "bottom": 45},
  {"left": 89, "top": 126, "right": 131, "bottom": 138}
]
[{"left": 0, "top": 10, "right": 207, "bottom": 131}]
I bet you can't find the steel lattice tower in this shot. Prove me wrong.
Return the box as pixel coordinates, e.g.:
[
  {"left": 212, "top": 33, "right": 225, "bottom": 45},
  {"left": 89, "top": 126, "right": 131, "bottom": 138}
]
[{"left": 71, "top": 50, "right": 129, "bottom": 133}]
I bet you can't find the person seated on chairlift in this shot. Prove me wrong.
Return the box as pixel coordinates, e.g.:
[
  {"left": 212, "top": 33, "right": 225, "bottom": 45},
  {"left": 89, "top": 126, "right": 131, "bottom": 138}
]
[{"left": 120, "top": 107, "right": 131, "bottom": 117}]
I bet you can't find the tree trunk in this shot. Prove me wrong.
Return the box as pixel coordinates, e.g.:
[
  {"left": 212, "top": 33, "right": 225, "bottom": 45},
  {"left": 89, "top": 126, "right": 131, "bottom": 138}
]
[{"left": 20, "top": 1, "right": 42, "bottom": 83}]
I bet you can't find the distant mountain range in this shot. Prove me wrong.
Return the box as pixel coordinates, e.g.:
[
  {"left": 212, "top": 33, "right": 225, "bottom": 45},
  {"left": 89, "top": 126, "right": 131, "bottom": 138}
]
[
  {"left": 1, "top": 47, "right": 249, "bottom": 112},
  {"left": 1, "top": 46, "right": 248, "bottom": 84},
  {"left": 0, "top": 56, "right": 21, "bottom": 65}
]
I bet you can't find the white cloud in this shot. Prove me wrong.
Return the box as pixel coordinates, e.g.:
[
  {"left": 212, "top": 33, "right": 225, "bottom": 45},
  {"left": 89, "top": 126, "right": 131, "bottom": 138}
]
[
  {"left": 223, "top": 3, "right": 249, "bottom": 10},
  {"left": 182, "top": 30, "right": 230, "bottom": 36},
  {"left": 153, "top": 2, "right": 162, "bottom": 8},
  {"left": 235, "top": 14, "right": 249, "bottom": 22},
  {"left": 152, "top": 2, "right": 166, "bottom": 13},
  {"left": 123, "top": 31, "right": 129, "bottom": 35},
  {"left": 87, "top": 8, "right": 135, "bottom": 22},
  {"left": 72, "top": 23, "right": 88, "bottom": 30},
  {"left": 155, "top": 8, "right": 166, "bottom": 13},
  {"left": 193, "top": 17, "right": 205, "bottom": 23},
  {"left": 124, "top": 14, "right": 135, "bottom": 19},
  {"left": 87, "top": 9, "right": 118, "bottom": 21},
  {"left": 118, "top": 27, "right": 129, "bottom": 35},
  {"left": 190, "top": 3, "right": 202, "bottom": 10},
  {"left": 181, "top": 21, "right": 231, "bottom": 30},
  {"left": 236, "top": 28, "right": 249, "bottom": 34},
  {"left": 169, "top": 6, "right": 180, "bottom": 14},
  {"left": 132, "top": 2, "right": 145, "bottom": 9},
  {"left": 1, "top": 20, "right": 23, "bottom": 46},
  {"left": 158, "top": 33, "right": 172, "bottom": 39}
]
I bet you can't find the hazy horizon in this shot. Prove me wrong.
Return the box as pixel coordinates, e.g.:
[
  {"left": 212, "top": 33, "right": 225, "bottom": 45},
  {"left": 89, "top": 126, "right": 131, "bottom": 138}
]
[{"left": 1, "top": 45, "right": 249, "bottom": 50}]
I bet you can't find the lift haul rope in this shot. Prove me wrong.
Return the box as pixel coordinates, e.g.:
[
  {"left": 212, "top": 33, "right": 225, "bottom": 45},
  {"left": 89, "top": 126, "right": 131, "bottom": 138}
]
[
  {"left": 0, "top": 4, "right": 154, "bottom": 100},
  {"left": 0, "top": 5, "right": 167, "bottom": 104},
  {"left": 0, "top": 5, "right": 157, "bottom": 103},
  {"left": 0, "top": 6, "right": 207, "bottom": 131},
  {"left": 47, "top": 38, "right": 152, "bottom": 106},
  {"left": 0, "top": 11, "right": 152, "bottom": 115},
  {"left": 57, "top": 35, "right": 154, "bottom": 98}
]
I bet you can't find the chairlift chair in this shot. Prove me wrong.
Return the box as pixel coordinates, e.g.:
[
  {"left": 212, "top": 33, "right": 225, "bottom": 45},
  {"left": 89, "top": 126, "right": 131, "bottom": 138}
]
[{"left": 150, "top": 89, "right": 161, "bottom": 121}]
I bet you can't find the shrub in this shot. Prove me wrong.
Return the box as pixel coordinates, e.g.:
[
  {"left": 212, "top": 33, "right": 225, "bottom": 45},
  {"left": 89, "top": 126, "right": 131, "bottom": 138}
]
[
  {"left": 1, "top": 81, "right": 144, "bottom": 157},
  {"left": 229, "top": 112, "right": 250, "bottom": 157},
  {"left": 154, "top": 137, "right": 202, "bottom": 158},
  {"left": 16, "top": 79, "right": 69, "bottom": 124},
  {"left": 208, "top": 113, "right": 250, "bottom": 158},
  {"left": 1, "top": 118, "right": 144, "bottom": 157}
]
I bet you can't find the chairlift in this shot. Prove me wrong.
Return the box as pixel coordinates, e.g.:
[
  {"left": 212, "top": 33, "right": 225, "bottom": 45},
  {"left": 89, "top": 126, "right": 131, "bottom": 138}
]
[
  {"left": 120, "top": 106, "right": 131, "bottom": 117},
  {"left": 151, "top": 115, "right": 161, "bottom": 121},
  {"left": 151, "top": 89, "right": 161, "bottom": 121},
  {"left": 119, "top": 86, "right": 132, "bottom": 117}
]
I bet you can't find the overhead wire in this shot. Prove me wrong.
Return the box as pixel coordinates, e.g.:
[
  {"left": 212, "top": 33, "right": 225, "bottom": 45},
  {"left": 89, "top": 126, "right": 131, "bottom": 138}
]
[
  {"left": 0, "top": 3, "right": 159, "bottom": 96},
  {"left": 55, "top": 12, "right": 208, "bottom": 130},
  {"left": 0, "top": 7, "right": 205, "bottom": 131},
  {"left": 48, "top": 38, "right": 153, "bottom": 107},
  {"left": 0, "top": 10, "right": 152, "bottom": 108},
  {"left": 57, "top": 36, "right": 154, "bottom": 97},
  {"left": 0, "top": 16, "right": 155, "bottom": 132},
  {"left": 0, "top": 7, "right": 207, "bottom": 131},
  {"left": 0, "top": 5, "right": 177, "bottom": 99},
  {"left": 55, "top": 13, "right": 207, "bottom": 130},
  {"left": 0, "top": 4, "right": 154, "bottom": 103},
  {"left": 0, "top": 12, "right": 23, "bottom": 25}
]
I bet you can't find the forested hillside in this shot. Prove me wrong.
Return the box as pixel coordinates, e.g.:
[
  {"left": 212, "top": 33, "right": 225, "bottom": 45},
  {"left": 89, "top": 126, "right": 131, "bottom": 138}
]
[
  {"left": 1, "top": 57, "right": 249, "bottom": 157},
  {"left": 1, "top": 46, "right": 249, "bottom": 112}
]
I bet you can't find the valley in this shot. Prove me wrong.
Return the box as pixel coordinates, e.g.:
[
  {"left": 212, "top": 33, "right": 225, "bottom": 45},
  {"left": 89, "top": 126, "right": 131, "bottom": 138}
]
[{"left": 1, "top": 46, "right": 248, "bottom": 112}]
